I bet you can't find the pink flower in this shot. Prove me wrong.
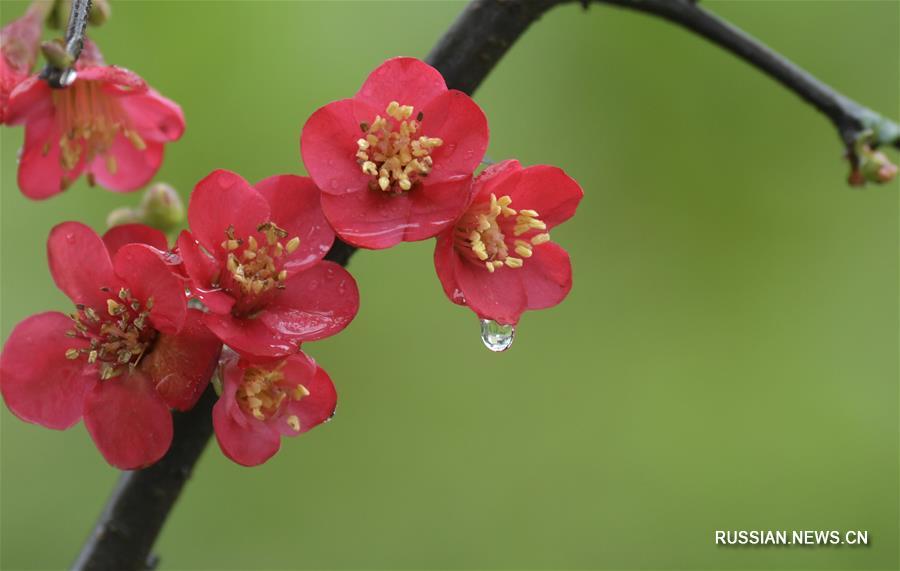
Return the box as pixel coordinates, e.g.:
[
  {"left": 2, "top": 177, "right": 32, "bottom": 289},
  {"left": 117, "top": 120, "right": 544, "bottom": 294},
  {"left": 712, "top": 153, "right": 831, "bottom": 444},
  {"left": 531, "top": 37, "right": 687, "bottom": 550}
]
[
  {"left": 301, "top": 57, "right": 489, "bottom": 249},
  {"left": 178, "top": 170, "right": 360, "bottom": 358},
  {"left": 5, "top": 40, "right": 185, "bottom": 199},
  {"left": 0, "top": 4, "right": 44, "bottom": 124},
  {"left": 213, "top": 350, "right": 336, "bottom": 466},
  {"left": 433, "top": 160, "right": 583, "bottom": 325},
  {"left": 0, "top": 222, "right": 222, "bottom": 469}
]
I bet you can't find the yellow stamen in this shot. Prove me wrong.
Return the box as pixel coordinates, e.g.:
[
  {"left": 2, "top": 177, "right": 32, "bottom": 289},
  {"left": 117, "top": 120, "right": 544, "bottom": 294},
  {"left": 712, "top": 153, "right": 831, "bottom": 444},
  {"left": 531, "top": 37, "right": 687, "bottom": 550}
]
[{"left": 357, "top": 101, "right": 442, "bottom": 193}]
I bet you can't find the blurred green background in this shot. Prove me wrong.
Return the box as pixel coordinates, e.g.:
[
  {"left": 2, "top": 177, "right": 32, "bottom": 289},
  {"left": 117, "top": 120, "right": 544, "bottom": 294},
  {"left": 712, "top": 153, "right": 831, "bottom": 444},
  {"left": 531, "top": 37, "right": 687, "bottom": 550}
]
[{"left": 1, "top": 1, "right": 898, "bottom": 569}]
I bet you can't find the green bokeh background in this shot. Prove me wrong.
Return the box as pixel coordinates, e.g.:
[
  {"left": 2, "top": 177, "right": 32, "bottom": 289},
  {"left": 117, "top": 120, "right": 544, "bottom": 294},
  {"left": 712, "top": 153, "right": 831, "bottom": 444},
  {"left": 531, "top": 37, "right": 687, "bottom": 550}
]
[{"left": 1, "top": 1, "right": 898, "bottom": 569}]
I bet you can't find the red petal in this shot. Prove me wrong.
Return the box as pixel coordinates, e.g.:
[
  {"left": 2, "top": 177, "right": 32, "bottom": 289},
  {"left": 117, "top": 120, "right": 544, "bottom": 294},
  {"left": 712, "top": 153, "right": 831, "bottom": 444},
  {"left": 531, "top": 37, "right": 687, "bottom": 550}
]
[
  {"left": 103, "top": 224, "right": 168, "bottom": 256},
  {"left": 0, "top": 312, "right": 95, "bottom": 429},
  {"left": 113, "top": 244, "right": 187, "bottom": 334},
  {"left": 83, "top": 371, "right": 173, "bottom": 469},
  {"left": 176, "top": 231, "right": 218, "bottom": 288},
  {"left": 320, "top": 187, "right": 412, "bottom": 249},
  {"left": 89, "top": 135, "right": 163, "bottom": 192},
  {"left": 404, "top": 177, "right": 473, "bottom": 242},
  {"left": 48, "top": 222, "right": 119, "bottom": 308},
  {"left": 300, "top": 98, "right": 377, "bottom": 196},
  {"left": 204, "top": 313, "right": 299, "bottom": 358},
  {"left": 433, "top": 232, "right": 466, "bottom": 306},
  {"left": 420, "top": 90, "right": 489, "bottom": 184},
  {"left": 78, "top": 66, "right": 148, "bottom": 92},
  {"left": 140, "top": 309, "right": 222, "bottom": 411},
  {"left": 454, "top": 256, "right": 527, "bottom": 325},
  {"left": 204, "top": 262, "right": 359, "bottom": 358},
  {"left": 355, "top": 57, "right": 447, "bottom": 113},
  {"left": 262, "top": 261, "right": 359, "bottom": 342},
  {"left": 504, "top": 165, "right": 583, "bottom": 230},
  {"left": 471, "top": 159, "right": 523, "bottom": 202},
  {"left": 280, "top": 355, "right": 336, "bottom": 436},
  {"left": 18, "top": 117, "right": 83, "bottom": 200},
  {"left": 187, "top": 170, "right": 270, "bottom": 254},
  {"left": 520, "top": 242, "right": 573, "bottom": 311},
  {"left": 212, "top": 363, "right": 281, "bottom": 466},
  {"left": 118, "top": 89, "right": 185, "bottom": 143},
  {"left": 254, "top": 175, "right": 334, "bottom": 274},
  {"left": 5, "top": 75, "right": 52, "bottom": 125}
]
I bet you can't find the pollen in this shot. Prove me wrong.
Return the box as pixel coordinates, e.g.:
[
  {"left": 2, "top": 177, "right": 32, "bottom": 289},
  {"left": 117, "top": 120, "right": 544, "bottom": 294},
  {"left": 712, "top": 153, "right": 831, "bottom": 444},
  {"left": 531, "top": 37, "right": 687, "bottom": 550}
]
[
  {"left": 356, "top": 100, "right": 443, "bottom": 193},
  {"left": 454, "top": 194, "right": 552, "bottom": 272},
  {"left": 237, "top": 364, "right": 309, "bottom": 423},
  {"left": 52, "top": 80, "right": 146, "bottom": 174},
  {"left": 217, "top": 223, "right": 300, "bottom": 298},
  {"left": 63, "top": 288, "right": 156, "bottom": 381}
]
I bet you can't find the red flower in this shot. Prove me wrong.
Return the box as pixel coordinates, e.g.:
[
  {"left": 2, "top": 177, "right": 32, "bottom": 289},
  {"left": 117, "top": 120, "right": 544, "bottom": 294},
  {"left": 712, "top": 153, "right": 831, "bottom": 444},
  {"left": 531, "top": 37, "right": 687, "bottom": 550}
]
[
  {"left": 213, "top": 350, "right": 336, "bottom": 466},
  {"left": 5, "top": 40, "right": 185, "bottom": 200},
  {"left": 433, "top": 160, "right": 583, "bottom": 325},
  {"left": 0, "top": 4, "right": 44, "bottom": 124},
  {"left": 301, "top": 57, "right": 489, "bottom": 249},
  {"left": 178, "top": 170, "right": 359, "bottom": 358},
  {"left": 0, "top": 222, "right": 222, "bottom": 469}
]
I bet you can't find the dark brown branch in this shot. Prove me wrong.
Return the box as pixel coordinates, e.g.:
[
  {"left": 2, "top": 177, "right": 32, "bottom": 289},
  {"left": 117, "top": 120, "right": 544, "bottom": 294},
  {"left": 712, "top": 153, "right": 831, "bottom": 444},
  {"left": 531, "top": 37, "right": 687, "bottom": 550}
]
[{"left": 72, "top": 0, "right": 899, "bottom": 569}]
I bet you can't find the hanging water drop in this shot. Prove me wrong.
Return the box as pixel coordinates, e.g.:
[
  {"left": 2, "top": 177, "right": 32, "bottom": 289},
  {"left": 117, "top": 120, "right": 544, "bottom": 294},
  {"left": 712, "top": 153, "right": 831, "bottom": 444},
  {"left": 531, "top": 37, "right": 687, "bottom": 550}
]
[{"left": 480, "top": 319, "right": 515, "bottom": 352}]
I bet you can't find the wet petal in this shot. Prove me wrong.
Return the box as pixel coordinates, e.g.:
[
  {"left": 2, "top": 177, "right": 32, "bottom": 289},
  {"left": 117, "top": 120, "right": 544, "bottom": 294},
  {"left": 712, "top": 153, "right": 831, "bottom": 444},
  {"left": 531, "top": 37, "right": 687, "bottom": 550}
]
[
  {"left": 420, "top": 90, "right": 489, "bottom": 184},
  {"left": 89, "top": 135, "right": 163, "bottom": 192},
  {"left": 454, "top": 255, "right": 527, "bottom": 325},
  {"left": 261, "top": 261, "right": 360, "bottom": 343},
  {"left": 48, "top": 222, "right": 119, "bottom": 308},
  {"left": 113, "top": 244, "right": 186, "bottom": 334},
  {"left": 140, "top": 309, "right": 222, "bottom": 411},
  {"left": 103, "top": 224, "right": 168, "bottom": 256},
  {"left": 0, "top": 312, "right": 95, "bottom": 429},
  {"left": 320, "top": 187, "right": 413, "bottom": 249},
  {"left": 254, "top": 174, "right": 334, "bottom": 274},
  {"left": 212, "top": 363, "right": 281, "bottom": 466},
  {"left": 520, "top": 242, "right": 573, "bottom": 311},
  {"left": 117, "top": 89, "right": 185, "bottom": 142},
  {"left": 433, "top": 232, "right": 466, "bottom": 307},
  {"left": 279, "top": 355, "right": 336, "bottom": 436},
  {"left": 300, "top": 98, "right": 377, "bottom": 196},
  {"left": 83, "top": 370, "right": 173, "bottom": 469},
  {"left": 355, "top": 57, "right": 447, "bottom": 112},
  {"left": 502, "top": 165, "right": 583, "bottom": 230},
  {"left": 187, "top": 170, "right": 270, "bottom": 254}
]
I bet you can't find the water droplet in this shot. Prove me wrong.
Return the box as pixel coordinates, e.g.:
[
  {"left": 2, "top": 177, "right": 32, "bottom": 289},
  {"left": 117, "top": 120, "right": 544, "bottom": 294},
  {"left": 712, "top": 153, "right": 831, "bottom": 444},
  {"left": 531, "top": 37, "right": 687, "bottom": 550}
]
[{"left": 480, "top": 319, "right": 515, "bottom": 352}]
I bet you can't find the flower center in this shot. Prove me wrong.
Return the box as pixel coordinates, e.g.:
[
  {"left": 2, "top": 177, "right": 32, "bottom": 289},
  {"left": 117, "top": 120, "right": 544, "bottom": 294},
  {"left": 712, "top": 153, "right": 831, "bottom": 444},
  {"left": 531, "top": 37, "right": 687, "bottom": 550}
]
[
  {"left": 216, "top": 222, "right": 300, "bottom": 302},
  {"left": 454, "top": 193, "right": 551, "bottom": 273},
  {"left": 356, "top": 101, "right": 443, "bottom": 193},
  {"left": 50, "top": 80, "right": 146, "bottom": 174},
  {"left": 64, "top": 288, "right": 157, "bottom": 380},
  {"left": 237, "top": 365, "right": 309, "bottom": 430}
]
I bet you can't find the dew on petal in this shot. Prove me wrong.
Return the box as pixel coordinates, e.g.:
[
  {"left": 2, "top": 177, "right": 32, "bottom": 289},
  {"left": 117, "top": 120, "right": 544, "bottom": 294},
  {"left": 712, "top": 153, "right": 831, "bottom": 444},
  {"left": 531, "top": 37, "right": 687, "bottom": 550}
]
[{"left": 480, "top": 319, "right": 514, "bottom": 352}]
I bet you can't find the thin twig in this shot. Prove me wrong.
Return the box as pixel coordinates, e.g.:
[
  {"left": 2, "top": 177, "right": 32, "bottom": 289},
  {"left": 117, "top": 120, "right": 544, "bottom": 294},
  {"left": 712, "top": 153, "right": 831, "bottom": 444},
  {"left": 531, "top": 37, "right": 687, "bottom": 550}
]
[
  {"left": 595, "top": 0, "right": 900, "bottom": 151},
  {"left": 41, "top": 0, "right": 92, "bottom": 87},
  {"left": 71, "top": 0, "right": 899, "bottom": 569}
]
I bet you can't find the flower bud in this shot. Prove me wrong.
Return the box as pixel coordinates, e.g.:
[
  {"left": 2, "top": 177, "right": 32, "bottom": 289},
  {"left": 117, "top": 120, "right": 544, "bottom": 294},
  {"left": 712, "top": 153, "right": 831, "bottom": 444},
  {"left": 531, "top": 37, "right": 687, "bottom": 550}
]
[
  {"left": 851, "top": 144, "right": 899, "bottom": 186},
  {"left": 40, "top": 39, "right": 73, "bottom": 69},
  {"left": 47, "top": 0, "right": 71, "bottom": 30},
  {"left": 105, "top": 207, "right": 142, "bottom": 228},
  {"left": 88, "top": 0, "right": 111, "bottom": 26},
  {"left": 140, "top": 182, "right": 185, "bottom": 232}
]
